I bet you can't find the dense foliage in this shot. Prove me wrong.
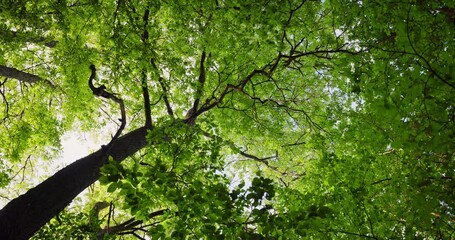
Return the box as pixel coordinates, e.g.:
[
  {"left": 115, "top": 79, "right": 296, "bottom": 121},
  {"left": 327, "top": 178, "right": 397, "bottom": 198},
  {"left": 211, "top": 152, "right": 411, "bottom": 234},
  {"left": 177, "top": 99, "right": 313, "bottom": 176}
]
[{"left": 0, "top": 0, "right": 454, "bottom": 239}]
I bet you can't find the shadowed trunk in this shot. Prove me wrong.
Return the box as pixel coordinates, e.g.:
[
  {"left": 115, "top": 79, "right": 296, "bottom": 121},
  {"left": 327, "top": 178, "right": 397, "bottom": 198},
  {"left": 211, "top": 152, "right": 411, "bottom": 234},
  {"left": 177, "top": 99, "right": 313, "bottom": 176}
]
[{"left": 0, "top": 127, "right": 149, "bottom": 240}]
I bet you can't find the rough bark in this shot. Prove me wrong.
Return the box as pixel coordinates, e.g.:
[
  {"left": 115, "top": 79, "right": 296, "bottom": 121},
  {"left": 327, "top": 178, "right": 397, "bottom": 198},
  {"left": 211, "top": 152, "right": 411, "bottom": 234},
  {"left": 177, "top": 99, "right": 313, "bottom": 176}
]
[
  {"left": 0, "top": 65, "right": 43, "bottom": 84},
  {"left": 0, "top": 127, "right": 149, "bottom": 240}
]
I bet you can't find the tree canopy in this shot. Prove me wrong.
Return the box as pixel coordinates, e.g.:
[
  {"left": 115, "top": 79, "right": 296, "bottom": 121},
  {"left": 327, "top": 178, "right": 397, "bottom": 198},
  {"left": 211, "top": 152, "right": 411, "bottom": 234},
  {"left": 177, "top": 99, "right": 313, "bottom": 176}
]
[{"left": 0, "top": 0, "right": 454, "bottom": 239}]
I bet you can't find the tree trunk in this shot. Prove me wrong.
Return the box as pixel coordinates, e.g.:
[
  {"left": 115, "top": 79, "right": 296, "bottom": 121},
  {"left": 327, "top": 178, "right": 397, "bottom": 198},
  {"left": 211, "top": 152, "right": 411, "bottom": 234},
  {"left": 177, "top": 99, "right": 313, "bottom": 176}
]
[{"left": 0, "top": 127, "right": 149, "bottom": 240}]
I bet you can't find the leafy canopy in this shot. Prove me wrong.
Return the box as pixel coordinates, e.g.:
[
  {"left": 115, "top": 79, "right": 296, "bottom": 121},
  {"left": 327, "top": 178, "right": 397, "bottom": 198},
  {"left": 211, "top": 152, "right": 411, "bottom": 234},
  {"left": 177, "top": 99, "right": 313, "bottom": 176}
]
[{"left": 0, "top": 0, "right": 454, "bottom": 239}]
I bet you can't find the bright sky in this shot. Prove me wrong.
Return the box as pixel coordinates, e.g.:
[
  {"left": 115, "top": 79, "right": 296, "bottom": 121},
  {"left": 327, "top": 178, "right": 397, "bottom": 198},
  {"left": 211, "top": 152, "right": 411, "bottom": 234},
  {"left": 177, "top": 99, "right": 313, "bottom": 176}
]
[
  {"left": 58, "top": 131, "right": 99, "bottom": 167},
  {"left": 0, "top": 130, "right": 100, "bottom": 208}
]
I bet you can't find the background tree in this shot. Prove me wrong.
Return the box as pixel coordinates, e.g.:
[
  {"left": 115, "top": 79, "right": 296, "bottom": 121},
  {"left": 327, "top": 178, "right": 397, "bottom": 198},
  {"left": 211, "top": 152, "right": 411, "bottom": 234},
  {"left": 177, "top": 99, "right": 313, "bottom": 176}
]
[{"left": 0, "top": 0, "right": 453, "bottom": 239}]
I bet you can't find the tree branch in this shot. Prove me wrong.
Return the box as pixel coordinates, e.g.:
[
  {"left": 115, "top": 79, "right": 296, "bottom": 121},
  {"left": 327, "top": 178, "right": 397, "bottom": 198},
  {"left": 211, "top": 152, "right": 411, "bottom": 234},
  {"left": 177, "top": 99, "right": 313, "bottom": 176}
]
[
  {"left": 150, "top": 59, "right": 174, "bottom": 118},
  {"left": 192, "top": 51, "right": 289, "bottom": 121},
  {"left": 192, "top": 69, "right": 268, "bottom": 121},
  {"left": 192, "top": 51, "right": 207, "bottom": 112},
  {"left": 88, "top": 65, "right": 126, "bottom": 148},
  {"left": 158, "top": 77, "right": 174, "bottom": 117},
  {"left": 239, "top": 150, "right": 277, "bottom": 164},
  {"left": 0, "top": 65, "right": 54, "bottom": 87},
  {"left": 185, "top": 51, "right": 207, "bottom": 124},
  {"left": 97, "top": 209, "right": 165, "bottom": 237},
  {"left": 139, "top": 9, "right": 153, "bottom": 128},
  {"left": 281, "top": 48, "right": 367, "bottom": 63},
  {"left": 404, "top": 4, "right": 454, "bottom": 89},
  {"left": 195, "top": 46, "right": 367, "bottom": 130},
  {"left": 142, "top": 71, "right": 152, "bottom": 128}
]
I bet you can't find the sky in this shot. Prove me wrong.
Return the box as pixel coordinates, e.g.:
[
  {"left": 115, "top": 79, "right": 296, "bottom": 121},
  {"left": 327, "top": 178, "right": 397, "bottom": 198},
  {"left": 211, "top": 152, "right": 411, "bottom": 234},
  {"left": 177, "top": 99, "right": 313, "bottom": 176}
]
[{"left": 0, "top": 130, "right": 100, "bottom": 208}]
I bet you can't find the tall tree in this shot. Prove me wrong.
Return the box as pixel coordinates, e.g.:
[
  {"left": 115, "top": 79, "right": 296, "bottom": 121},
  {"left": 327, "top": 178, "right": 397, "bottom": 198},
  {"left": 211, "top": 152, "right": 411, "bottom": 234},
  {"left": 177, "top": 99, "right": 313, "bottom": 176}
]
[{"left": 0, "top": 0, "right": 453, "bottom": 239}]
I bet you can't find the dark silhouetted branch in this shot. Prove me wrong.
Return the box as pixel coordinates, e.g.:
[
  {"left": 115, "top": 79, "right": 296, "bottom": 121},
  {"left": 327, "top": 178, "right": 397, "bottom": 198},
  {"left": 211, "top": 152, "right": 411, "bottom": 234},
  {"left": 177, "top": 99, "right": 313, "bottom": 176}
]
[
  {"left": 158, "top": 77, "right": 174, "bottom": 117},
  {"left": 0, "top": 65, "right": 54, "bottom": 87},
  {"left": 97, "top": 209, "right": 165, "bottom": 238},
  {"left": 88, "top": 65, "right": 126, "bottom": 146}
]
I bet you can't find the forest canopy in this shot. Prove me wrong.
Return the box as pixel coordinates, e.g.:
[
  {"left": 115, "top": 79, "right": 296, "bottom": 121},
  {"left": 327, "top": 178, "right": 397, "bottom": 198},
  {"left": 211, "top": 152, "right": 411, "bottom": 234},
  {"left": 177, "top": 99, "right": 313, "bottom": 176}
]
[{"left": 0, "top": 0, "right": 454, "bottom": 239}]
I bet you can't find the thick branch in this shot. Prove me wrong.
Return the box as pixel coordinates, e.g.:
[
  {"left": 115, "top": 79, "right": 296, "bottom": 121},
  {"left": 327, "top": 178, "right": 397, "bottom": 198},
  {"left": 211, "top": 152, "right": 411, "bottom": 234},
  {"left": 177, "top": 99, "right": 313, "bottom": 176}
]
[
  {"left": 88, "top": 65, "right": 126, "bottom": 143},
  {"left": 0, "top": 65, "right": 54, "bottom": 87},
  {"left": 140, "top": 9, "right": 152, "bottom": 128},
  {"left": 142, "top": 7, "right": 174, "bottom": 120},
  {"left": 185, "top": 51, "right": 207, "bottom": 124},
  {"left": 158, "top": 77, "right": 174, "bottom": 117},
  {"left": 192, "top": 51, "right": 207, "bottom": 112},
  {"left": 141, "top": 9, "right": 150, "bottom": 42},
  {"left": 142, "top": 71, "right": 152, "bottom": 128}
]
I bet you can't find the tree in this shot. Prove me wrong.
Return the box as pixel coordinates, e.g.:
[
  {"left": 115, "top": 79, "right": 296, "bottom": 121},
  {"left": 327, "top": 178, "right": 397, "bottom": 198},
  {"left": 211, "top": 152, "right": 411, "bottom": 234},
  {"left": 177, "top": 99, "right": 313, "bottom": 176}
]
[{"left": 0, "top": 0, "right": 453, "bottom": 239}]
